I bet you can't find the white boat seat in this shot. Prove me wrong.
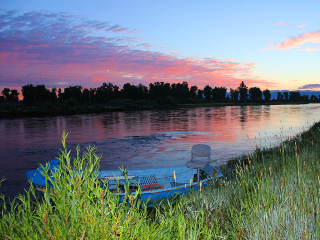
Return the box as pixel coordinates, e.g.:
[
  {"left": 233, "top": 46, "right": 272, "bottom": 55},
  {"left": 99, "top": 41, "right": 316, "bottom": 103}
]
[{"left": 186, "top": 144, "right": 211, "bottom": 183}]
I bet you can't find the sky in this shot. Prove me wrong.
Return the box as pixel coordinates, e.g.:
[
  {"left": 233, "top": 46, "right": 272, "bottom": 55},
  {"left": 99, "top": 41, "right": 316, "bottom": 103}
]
[{"left": 1, "top": 0, "right": 320, "bottom": 95}]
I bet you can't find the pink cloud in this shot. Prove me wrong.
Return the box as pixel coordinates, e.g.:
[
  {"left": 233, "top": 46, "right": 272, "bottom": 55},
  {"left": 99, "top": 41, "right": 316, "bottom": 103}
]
[
  {"left": 274, "top": 22, "right": 289, "bottom": 26},
  {"left": 0, "top": 10, "right": 267, "bottom": 90},
  {"left": 106, "top": 24, "right": 129, "bottom": 33},
  {"left": 305, "top": 48, "right": 320, "bottom": 52},
  {"left": 128, "top": 28, "right": 145, "bottom": 34},
  {"left": 298, "top": 24, "right": 306, "bottom": 28},
  {"left": 275, "top": 31, "right": 320, "bottom": 50}
]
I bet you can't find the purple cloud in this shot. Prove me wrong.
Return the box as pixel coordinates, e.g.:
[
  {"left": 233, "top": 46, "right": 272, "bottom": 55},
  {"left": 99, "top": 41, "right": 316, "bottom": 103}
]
[
  {"left": 0, "top": 10, "right": 264, "bottom": 90},
  {"left": 298, "top": 84, "right": 320, "bottom": 90}
]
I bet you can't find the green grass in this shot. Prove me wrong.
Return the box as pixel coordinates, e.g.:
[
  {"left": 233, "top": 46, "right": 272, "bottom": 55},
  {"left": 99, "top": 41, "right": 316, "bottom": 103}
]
[{"left": 1, "top": 124, "right": 320, "bottom": 239}]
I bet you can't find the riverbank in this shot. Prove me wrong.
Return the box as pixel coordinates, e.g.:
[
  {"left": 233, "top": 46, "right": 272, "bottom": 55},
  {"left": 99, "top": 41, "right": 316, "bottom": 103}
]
[
  {"left": 1, "top": 121, "right": 320, "bottom": 239},
  {"left": 0, "top": 100, "right": 308, "bottom": 118}
]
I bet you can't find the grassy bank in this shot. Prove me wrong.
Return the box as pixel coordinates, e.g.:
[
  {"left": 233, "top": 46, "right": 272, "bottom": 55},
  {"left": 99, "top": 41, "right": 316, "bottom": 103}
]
[{"left": 1, "top": 123, "right": 320, "bottom": 239}]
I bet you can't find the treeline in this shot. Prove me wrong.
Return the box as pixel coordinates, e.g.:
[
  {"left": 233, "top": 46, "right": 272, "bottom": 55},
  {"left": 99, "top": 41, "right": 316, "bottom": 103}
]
[{"left": 1, "top": 81, "right": 319, "bottom": 106}]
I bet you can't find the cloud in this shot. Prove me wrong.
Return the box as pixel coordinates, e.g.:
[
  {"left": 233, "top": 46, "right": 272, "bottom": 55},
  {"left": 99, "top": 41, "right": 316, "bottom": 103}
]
[
  {"left": 275, "top": 31, "right": 320, "bottom": 50},
  {"left": 106, "top": 24, "right": 129, "bottom": 33},
  {"left": 0, "top": 10, "right": 264, "bottom": 89},
  {"left": 298, "top": 84, "right": 320, "bottom": 89},
  {"left": 274, "top": 22, "right": 289, "bottom": 26},
  {"left": 298, "top": 24, "right": 306, "bottom": 28},
  {"left": 305, "top": 48, "right": 320, "bottom": 52},
  {"left": 267, "top": 42, "right": 276, "bottom": 46}
]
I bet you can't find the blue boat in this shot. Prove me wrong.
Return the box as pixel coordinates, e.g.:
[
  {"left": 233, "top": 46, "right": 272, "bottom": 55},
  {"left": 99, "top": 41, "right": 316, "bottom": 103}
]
[{"left": 26, "top": 159, "right": 223, "bottom": 204}]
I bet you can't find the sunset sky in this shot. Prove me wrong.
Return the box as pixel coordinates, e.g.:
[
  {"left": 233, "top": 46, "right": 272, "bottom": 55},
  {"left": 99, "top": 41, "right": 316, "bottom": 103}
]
[{"left": 1, "top": 0, "right": 320, "bottom": 94}]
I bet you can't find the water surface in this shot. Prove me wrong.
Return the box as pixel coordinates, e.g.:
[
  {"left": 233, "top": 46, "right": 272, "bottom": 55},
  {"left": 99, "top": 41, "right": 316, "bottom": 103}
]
[{"left": 1, "top": 104, "right": 320, "bottom": 198}]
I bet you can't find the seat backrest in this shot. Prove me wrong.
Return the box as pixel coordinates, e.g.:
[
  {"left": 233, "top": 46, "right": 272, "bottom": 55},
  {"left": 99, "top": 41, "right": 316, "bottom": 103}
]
[{"left": 191, "top": 144, "right": 211, "bottom": 161}]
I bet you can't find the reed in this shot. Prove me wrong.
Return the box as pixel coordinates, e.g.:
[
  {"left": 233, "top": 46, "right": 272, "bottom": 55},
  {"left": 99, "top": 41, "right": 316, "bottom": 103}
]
[{"left": 1, "top": 123, "right": 320, "bottom": 239}]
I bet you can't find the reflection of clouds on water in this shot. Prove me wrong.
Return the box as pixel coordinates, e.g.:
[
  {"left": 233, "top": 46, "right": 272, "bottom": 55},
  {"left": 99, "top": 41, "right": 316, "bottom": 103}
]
[{"left": 1, "top": 104, "right": 320, "bottom": 199}]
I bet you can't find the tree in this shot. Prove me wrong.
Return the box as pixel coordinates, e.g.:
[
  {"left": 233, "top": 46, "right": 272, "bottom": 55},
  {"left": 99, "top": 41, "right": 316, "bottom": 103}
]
[
  {"left": 197, "top": 89, "right": 204, "bottom": 100},
  {"left": 113, "top": 85, "right": 120, "bottom": 99},
  {"left": 203, "top": 85, "right": 212, "bottom": 102},
  {"left": 249, "top": 87, "right": 262, "bottom": 102},
  {"left": 22, "top": 84, "right": 36, "bottom": 104},
  {"left": 149, "top": 82, "right": 170, "bottom": 100},
  {"left": 212, "top": 87, "right": 227, "bottom": 103},
  {"left": 34, "top": 85, "right": 50, "bottom": 103},
  {"left": 277, "top": 92, "right": 283, "bottom": 101},
  {"left": 50, "top": 88, "right": 57, "bottom": 103},
  {"left": 63, "top": 86, "right": 82, "bottom": 102},
  {"left": 263, "top": 89, "right": 271, "bottom": 102},
  {"left": 1, "top": 88, "right": 10, "bottom": 101},
  {"left": 189, "top": 85, "right": 198, "bottom": 99},
  {"left": 230, "top": 88, "right": 239, "bottom": 102},
  {"left": 311, "top": 95, "right": 318, "bottom": 102},
  {"left": 283, "top": 92, "right": 288, "bottom": 101},
  {"left": 137, "top": 83, "right": 148, "bottom": 100},
  {"left": 289, "top": 91, "right": 301, "bottom": 102},
  {"left": 82, "top": 88, "right": 90, "bottom": 103},
  {"left": 237, "top": 81, "right": 248, "bottom": 102},
  {"left": 9, "top": 89, "right": 19, "bottom": 103}
]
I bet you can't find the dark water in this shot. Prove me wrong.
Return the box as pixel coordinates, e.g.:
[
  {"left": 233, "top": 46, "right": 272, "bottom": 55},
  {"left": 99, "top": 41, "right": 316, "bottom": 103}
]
[{"left": 1, "top": 104, "right": 320, "bottom": 198}]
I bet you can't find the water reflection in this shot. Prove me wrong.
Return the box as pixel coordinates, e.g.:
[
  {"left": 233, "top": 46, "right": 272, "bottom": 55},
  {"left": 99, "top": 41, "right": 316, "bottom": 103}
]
[{"left": 1, "top": 104, "right": 320, "bottom": 198}]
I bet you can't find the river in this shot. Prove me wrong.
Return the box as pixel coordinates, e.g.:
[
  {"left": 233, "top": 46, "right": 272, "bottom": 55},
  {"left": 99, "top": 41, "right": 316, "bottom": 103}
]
[{"left": 1, "top": 103, "right": 320, "bottom": 198}]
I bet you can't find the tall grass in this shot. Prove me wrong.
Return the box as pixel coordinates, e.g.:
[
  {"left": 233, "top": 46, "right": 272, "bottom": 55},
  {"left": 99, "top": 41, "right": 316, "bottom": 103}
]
[{"left": 1, "top": 124, "right": 320, "bottom": 239}]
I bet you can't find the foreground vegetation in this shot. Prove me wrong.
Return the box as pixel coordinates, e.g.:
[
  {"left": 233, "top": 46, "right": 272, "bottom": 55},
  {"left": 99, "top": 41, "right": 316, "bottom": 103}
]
[{"left": 1, "top": 123, "right": 320, "bottom": 239}]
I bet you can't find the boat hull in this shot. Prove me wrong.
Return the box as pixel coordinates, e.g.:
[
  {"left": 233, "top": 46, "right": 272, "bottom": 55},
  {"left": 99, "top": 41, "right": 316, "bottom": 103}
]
[{"left": 26, "top": 160, "right": 223, "bottom": 204}]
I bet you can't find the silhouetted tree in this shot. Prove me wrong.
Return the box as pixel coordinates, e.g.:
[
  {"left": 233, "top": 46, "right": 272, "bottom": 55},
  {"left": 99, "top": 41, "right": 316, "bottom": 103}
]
[
  {"left": 89, "top": 88, "right": 96, "bottom": 103},
  {"left": 22, "top": 84, "right": 36, "bottom": 104},
  {"left": 137, "top": 83, "right": 148, "bottom": 100},
  {"left": 63, "top": 86, "right": 82, "bottom": 103},
  {"left": 212, "top": 87, "right": 227, "bottom": 102},
  {"left": 289, "top": 91, "right": 301, "bottom": 102},
  {"left": 113, "top": 85, "right": 120, "bottom": 99},
  {"left": 249, "top": 87, "right": 262, "bottom": 102},
  {"left": 1, "top": 88, "right": 10, "bottom": 101},
  {"left": 181, "top": 81, "right": 189, "bottom": 100},
  {"left": 197, "top": 89, "right": 204, "bottom": 100},
  {"left": 9, "top": 89, "right": 20, "bottom": 103},
  {"left": 58, "top": 88, "right": 63, "bottom": 101},
  {"left": 96, "top": 83, "right": 115, "bottom": 103},
  {"left": 204, "top": 85, "right": 212, "bottom": 102},
  {"left": 283, "top": 92, "right": 289, "bottom": 101},
  {"left": 311, "top": 95, "right": 318, "bottom": 102},
  {"left": 34, "top": 85, "right": 50, "bottom": 102},
  {"left": 263, "top": 89, "right": 271, "bottom": 102},
  {"left": 238, "top": 81, "right": 248, "bottom": 102},
  {"left": 122, "top": 83, "right": 140, "bottom": 101},
  {"left": 189, "top": 85, "right": 198, "bottom": 99},
  {"left": 230, "top": 88, "right": 239, "bottom": 102},
  {"left": 149, "top": 82, "right": 171, "bottom": 100},
  {"left": 82, "top": 88, "right": 90, "bottom": 103},
  {"left": 50, "top": 88, "right": 57, "bottom": 103},
  {"left": 277, "top": 92, "right": 283, "bottom": 101}
]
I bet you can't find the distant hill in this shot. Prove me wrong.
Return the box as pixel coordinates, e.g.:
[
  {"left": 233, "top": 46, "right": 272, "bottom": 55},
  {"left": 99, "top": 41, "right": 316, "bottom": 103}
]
[
  {"left": 225, "top": 90, "right": 320, "bottom": 100},
  {"left": 269, "top": 90, "right": 320, "bottom": 100}
]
